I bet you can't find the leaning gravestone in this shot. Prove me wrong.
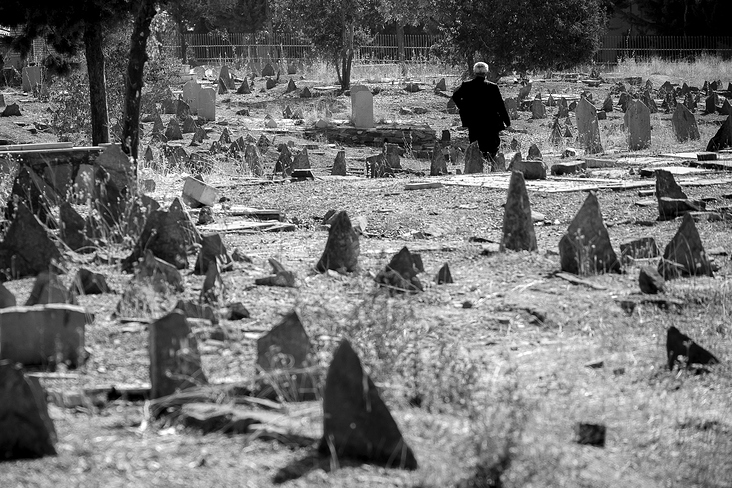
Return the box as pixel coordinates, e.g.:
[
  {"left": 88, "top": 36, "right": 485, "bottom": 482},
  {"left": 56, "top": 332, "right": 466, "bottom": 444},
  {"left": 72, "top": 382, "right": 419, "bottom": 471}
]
[
  {"left": 320, "top": 340, "right": 418, "bottom": 469},
  {"left": 624, "top": 99, "right": 651, "bottom": 150},
  {"left": 0, "top": 361, "right": 57, "bottom": 459},
  {"left": 671, "top": 103, "right": 700, "bottom": 142},
  {"left": 315, "top": 210, "right": 360, "bottom": 273},
  {"left": 463, "top": 141, "right": 484, "bottom": 174},
  {"left": 576, "top": 98, "right": 603, "bottom": 154},
  {"left": 500, "top": 171, "right": 538, "bottom": 252},
  {"left": 656, "top": 169, "right": 705, "bottom": 220},
  {"left": 641, "top": 90, "right": 658, "bottom": 113},
  {"left": 197, "top": 87, "right": 216, "bottom": 122},
  {"left": 658, "top": 213, "right": 713, "bottom": 279},
  {"left": 0, "top": 203, "right": 61, "bottom": 280},
  {"left": 149, "top": 311, "right": 207, "bottom": 399},
  {"left": 706, "top": 114, "right": 732, "bottom": 151},
  {"left": 559, "top": 192, "right": 620, "bottom": 275},
  {"left": 256, "top": 311, "right": 311, "bottom": 371},
  {"left": 351, "top": 85, "right": 374, "bottom": 129}
]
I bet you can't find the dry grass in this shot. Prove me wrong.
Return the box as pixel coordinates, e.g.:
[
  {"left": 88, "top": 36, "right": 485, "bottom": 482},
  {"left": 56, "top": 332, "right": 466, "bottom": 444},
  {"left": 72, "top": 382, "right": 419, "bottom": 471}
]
[{"left": 607, "top": 54, "right": 732, "bottom": 84}]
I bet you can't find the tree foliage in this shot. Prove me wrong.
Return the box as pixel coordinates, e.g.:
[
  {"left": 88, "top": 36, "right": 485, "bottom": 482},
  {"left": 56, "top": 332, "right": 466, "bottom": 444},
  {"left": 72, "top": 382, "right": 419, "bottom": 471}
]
[
  {"left": 432, "top": 0, "right": 606, "bottom": 76},
  {"left": 607, "top": 0, "right": 732, "bottom": 36}
]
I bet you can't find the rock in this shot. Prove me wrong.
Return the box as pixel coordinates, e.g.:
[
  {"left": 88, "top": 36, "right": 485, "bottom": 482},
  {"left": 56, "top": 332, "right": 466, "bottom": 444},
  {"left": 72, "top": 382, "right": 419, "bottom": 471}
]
[
  {"left": 527, "top": 143, "right": 542, "bottom": 160},
  {"left": 500, "top": 171, "right": 538, "bottom": 252},
  {"left": 639, "top": 266, "right": 665, "bottom": 294},
  {"left": 671, "top": 103, "right": 700, "bottom": 142},
  {"left": 197, "top": 206, "right": 214, "bottom": 225},
  {"left": 550, "top": 161, "right": 586, "bottom": 176},
  {"left": 504, "top": 98, "right": 519, "bottom": 119},
  {"left": 658, "top": 213, "right": 713, "bottom": 279},
  {"left": 508, "top": 154, "right": 546, "bottom": 180},
  {"left": 149, "top": 311, "right": 207, "bottom": 399},
  {"left": 576, "top": 97, "right": 603, "bottom": 154},
  {"left": 236, "top": 80, "right": 251, "bottom": 94},
  {"left": 374, "top": 247, "right": 423, "bottom": 294},
  {"left": 0, "top": 361, "right": 57, "bottom": 459},
  {"left": 463, "top": 141, "right": 484, "bottom": 174},
  {"left": 320, "top": 340, "right": 418, "bottom": 469},
  {"left": 70, "top": 268, "right": 111, "bottom": 295},
  {"left": 122, "top": 198, "right": 200, "bottom": 272},
  {"left": 332, "top": 150, "right": 347, "bottom": 176},
  {"left": 559, "top": 192, "right": 620, "bottom": 275},
  {"left": 656, "top": 170, "right": 705, "bottom": 220},
  {"left": 530, "top": 99, "right": 546, "bottom": 119},
  {"left": 620, "top": 237, "right": 660, "bottom": 260},
  {"left": 517, "top": 82, "right": 532, "bottom": 100},
  {"left": 257, "top": 311, "right": 311, "bottom": 370},
  {"left": 624, "top": 99, "right": 651, "bottom": 150},
  {"left": 435, "top": 78, "right": 447, "bottom": 91},
  {"left": 0, "top": 283, "right": 16, "bottom": 308},
  {"left": 315, "top": 211, "right": 360, "bottom": 273},
  {"left": 0, "top": 304, "right": 87, "bottom": 368},
  {"left": 173, "top": 299, "right": 217, "bottom": 325},
  {"left": 706, "top": 114, "right": 732, "bottom": 152},
  {"left": 265, "top": 78, "right": 276, "bottom": 90},
  {"left": 285, "top": 78, "right": 297, "bottom": 93},
  {"left": 182, "top": 176, "right": 218, "bottom": 208},
  {"left": 255, "top": 258, "right": 296, "bottom": 287},
  {"left": 575, "top": 423, "right": 605, "bottom": 448},
  {"left": 435, "top": 263, "right": 453, "bottom": 284},
  {"left": 667, "top": 326, "right": 719, "bottom": 371},
  {"left": 194, "top": 233, "right": 233, "bottom": 275},
  {"left": 164, "top": 119, "right": 183, "bottom": 141},
  {"left": 602, "top": 94, "right": 613, "bottom": 112},
  {"left": 261, "top": 63, "right": 275, "bottom": 77},
  {"left": 25, "top": 272, "right": 75, "bottom": 306},
  {"left": 226, "top": 302, "right": 250, "bottom": 320},
  {"left": 135, "top": 249, "right": 184, "bottom": 292},
  {"left": 430, "top": 144, "right": 448, "bottom": 176},
  {"left": 0, "top": 203, "right": 62, "bottom": 280},
  {"left": 1, "top": 103, "right": 22, "bottom": 117}
]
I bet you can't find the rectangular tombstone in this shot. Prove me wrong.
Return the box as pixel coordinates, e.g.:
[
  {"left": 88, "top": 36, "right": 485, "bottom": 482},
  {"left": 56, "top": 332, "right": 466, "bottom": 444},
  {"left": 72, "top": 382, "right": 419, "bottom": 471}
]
[
  {"left": 197, "top": 87, "right": 216, "bottom": 121},
  {"left": 351, "top": 85, "right": 374, "bottom": 129},
  {"left": 182, "top": 80, "right": 202, "bottom": 115}
]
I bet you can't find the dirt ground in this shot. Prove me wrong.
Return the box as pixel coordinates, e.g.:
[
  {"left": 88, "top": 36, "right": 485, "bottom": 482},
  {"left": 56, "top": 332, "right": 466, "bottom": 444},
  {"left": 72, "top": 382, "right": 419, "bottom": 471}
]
[{"left": 1, "top": 67, "right": 732, "bottom": 488}]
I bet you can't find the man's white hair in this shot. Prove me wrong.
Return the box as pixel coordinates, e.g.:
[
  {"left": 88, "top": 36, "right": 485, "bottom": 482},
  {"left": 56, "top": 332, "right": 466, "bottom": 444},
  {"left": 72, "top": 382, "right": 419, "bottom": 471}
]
[{"left": 473, "top": 62, "right": 489, "bottom": 75}]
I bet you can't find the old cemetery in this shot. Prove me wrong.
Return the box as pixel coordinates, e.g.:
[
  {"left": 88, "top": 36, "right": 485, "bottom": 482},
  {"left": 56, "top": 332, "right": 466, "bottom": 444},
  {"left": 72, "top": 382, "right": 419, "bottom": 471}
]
[{"left": 0, "top": 63, "right": 731, "bottom": 486}]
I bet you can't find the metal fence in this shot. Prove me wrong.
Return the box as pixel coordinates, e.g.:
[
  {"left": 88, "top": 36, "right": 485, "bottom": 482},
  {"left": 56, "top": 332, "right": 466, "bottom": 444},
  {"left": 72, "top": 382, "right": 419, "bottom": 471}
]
[{"left": 166, "top": 34, "right": 732, "bottom": 66}]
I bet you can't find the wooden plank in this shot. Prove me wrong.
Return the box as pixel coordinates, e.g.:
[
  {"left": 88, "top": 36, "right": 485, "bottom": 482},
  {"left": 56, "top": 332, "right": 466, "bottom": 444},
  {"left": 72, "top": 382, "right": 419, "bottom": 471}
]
[
  {"left": 0, "top": 142, "right": 73, "bottom": 152},
  {"left": 225, "top": 206, "right": 285, "bottom": 221},
  {"left": 405, "top": 181, "right": 443, "bottom": 190},
  {"left": 198, "top": 220, "right": 296, "bottom": 233}
]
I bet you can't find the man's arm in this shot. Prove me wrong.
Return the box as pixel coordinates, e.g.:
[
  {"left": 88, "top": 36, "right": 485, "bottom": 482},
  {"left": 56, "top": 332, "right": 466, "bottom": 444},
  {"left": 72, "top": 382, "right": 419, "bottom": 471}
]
[{"left": 452, "top": 83, "right": 466, "bottom": 110}]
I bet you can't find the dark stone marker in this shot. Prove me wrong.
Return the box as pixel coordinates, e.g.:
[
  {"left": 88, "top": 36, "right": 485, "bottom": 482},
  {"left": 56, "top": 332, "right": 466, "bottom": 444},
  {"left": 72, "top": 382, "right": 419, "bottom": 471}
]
[
  {"left": 575, "top": 422, "right": 606, "bottom": 448},
  {"left": 435, "top": 263, "right": 454, "bottom": 284},
  {"left": 706, "top": 114, "right": 732, "bottom": 152},
  {"left": 194, "top": 233, "right": 233, "bottom": 275},
  {"left": 226, "top": 302, "right": 250, "bottom": 320},
  {"left": 658, "top": 213, "right": 713, "bottom": 279},
  {"left": 639, "top": 266, "right": 665, "bottom": 294},
  {"left": 559, "top": 192, "right": 620, "bottom": 275},
  {"left": 0, "top": 361, "right": 57, "bottom": 459},
  {"left": 430, "top": 144, "right": 448, "bottom": 176},
  {"left": 332, "top": 150, "right": 347, "bottom": 176},
  {"left": 374, "top": 247, "right": 423, "bottom": 293},
  {"left": 257, "top": 311, "right": 311, "bottom": 371},
  {"left": 70, "top": 268, "right": 111, "bottom": 295},
  {"left": 255, "top": 258, "right": 296, "bottom": 288},
  {"left": 0, "top": 203, "right": 61, "bottom": 280},
  {"left": 620, "top": 237, "right": 660, "bottom": 261},
  {"left": 315, "top": 211, "right": 360, "bottom": 273},
  {"left": 667, "top": 326, "right": 719, "bottom": 371},
  {"left": 173, "top": 299, "right": 218, "bottom": 325},
  {"left": 149, "top": 311, "right": 207, "bottom": 399},
  {"left": 500, "top": 171, "right": 537, "bottom": 252},
  {"left": 26, "top": 272, "right": 76, "bottom": 306},
  {"left": 463, "top": 141, "right": 484, "bottom": 174},
  {"left": 0, "top": 282, "right": 16, "bottom": 308},
  {"left": 320, "top": 340, "right": 418, "bottom": 469}
]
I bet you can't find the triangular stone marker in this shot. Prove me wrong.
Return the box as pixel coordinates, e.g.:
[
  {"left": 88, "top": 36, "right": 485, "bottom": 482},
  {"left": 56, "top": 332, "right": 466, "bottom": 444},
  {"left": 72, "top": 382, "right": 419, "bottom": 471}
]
[
  {"left": 706, "top": 114, "right": 732, "bottom": 152},
  {"left": 320, "top": 340, "right": 418, "bottom": 469},
  {"left": 0, "top": 203, "right": 62, "bottom": 279},
  {"left": 624, "top": 99, "right": 651, "bottom": 150},
  {"left": 194, "top": 233, "right": 233, "bottom": 275},
  {"left": 26, "top": 272, "right": 76, "bottom": 306},
  {"left": 559, "top": 192, "right": 620, "bottom": 275},
  {"left": 435, "top": 263, "right": 453, "bottom": 284},
  {"left": 667, "top": 326, "right": 719, "bottom": 370},
  {"left": 332, "top": 150, "right": 347, "bottom": 176},
  {"left": 149, "top": 311, "right": 207, "bottom": 399},
  {"left": 500, "top": 171, "right": 538, "bottom": 252},
  {"left": 658, "top": 213, "right": 713, "bottom": 279},
  {"left": 0, "top": 283, "right": 16, "bottom": 308},
  {"left": 576, "top": 98, "right": 603, "bottom": 154},
  {"left": 671, "top": 103, "right": 700, "bottom": 142},
  {"left": 655, "top": 169, "right": 705, "bottom": 220},
  {"left": 0, "top": 361, "right": 57, "bottom": 459},
  {"left": 256, "top": 310, "right": 311, "bottom": 371},
  {"left": 463, "top": 141, "right": 484, "bottom": 174},
  {"left": 315, "top": 211, "right": 360, "bottom": 273},
  {"left": 375, "top": 247, "right": 423, "bottom": 293}
]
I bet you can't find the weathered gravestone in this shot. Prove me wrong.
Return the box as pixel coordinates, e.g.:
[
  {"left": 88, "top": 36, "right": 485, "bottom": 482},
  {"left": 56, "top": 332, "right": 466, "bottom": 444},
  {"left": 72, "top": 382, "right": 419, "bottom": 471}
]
[
  {"left": 508, "top": 152, "right": 546, "bottom": 180},
  {"left": 59, "top": 202, "right": 95, "bottom": 253},
  {"left": 219, "top": 65, "right": 235, "bottom": 90},
  {"left": 530, "top": 99, "right": 546, "bottom": 119},
  {"left": 332, "top": 150, "right": 347, "bottom": 176},
  {"left": 182, "top": 80, "right": 201, "bottom": 115},
  {"left": 706, "top": 114, "right": 732, "bottom": 151},
  {"left": 0, "top": 203, "right": 61, "bottom": 280},
  {"left": 149, "top": 311, "right": 207, "bottom": 399},
  {"left": 641, "top": 90, "right": 658, "bottom": 113},
  {"left": 559, "top": 192, "right": 620, "bottom": 275},
  {"left": 182, "top": 115, "right": 197, "bottom": 134},
  {"left": 667, "top": 326, "right": 719, "bottom": 371},
  {"left": 1, "top": 103, "right": 22, "bottom": 117},
  {"left": 639, "top": 266, "right": 665, "bottom": 294},
  {"left": 71, "top": 268, "right": 111, "bottom": 295},
  {"left": 557, "top": 97, "right": 569, "bottom": 118},
  {"left": 197, "top": 87, "right": 216, "bottom": 121},
  {"left": 435, "top": 263, "right": 453, "bottom": 284},
  {"left": 275, "top": 145, "right": 294, "bottom": 176},
  {"left": 351, "top": 85, "right": 374, "bottom": 129},
  {"left": 705, "top": 93, "right": 719, "bottom": 114},
  {"left": 217, "top": 78, "right": 228, "bottom": 95},
  {"left": 96, "top": 143, "right": 136, "bottom": 196},
  {"left": 0, "top": 361, "right": 57, "bottom": 459},
  {"left": 285, "top": 79, "right": 297, "bottom": 94},
  {"left": 624, "top": 99, "right": 651, "bottom": 150},
  {"left": 374, "top": 246, "right": 423, "bottom": 293},
  {"left": 504, "top": 98, "right": 519, "bottom": 120},
  {"left": 255, "top": 258, "right": 296, "bottom": 288},
  {"left": 164, "top": 119, "right": 183, "bottom": 141},
  {"left": 200, "top": 261, "right": 224, "bottom": 305},
  {"left": 237, "top": 79, "right": 251, "bottom": 94},
  {"left": 244, "top": 144, "right": 263, "bottom": 176},
  {"left": 671, "top": 103, "right": 700, "bottom": 142},
  {"left": 261, "top": 63, "right": 275, "bottom": 77},
  {"left": 21, "top": 66, "right": 42, "bottom": 92},
  {"left": 0, "top": 304, "right": 87, "bottom": 368},
  {"left": 656, "top": 169, "right": 705, "bottom": 220},
  {"left": 500, "top": 171, "right": 538, "bottom": 252},
  {"left": 549, "top": 118, "right": 563, "bottom": 146},
  {"left": 194, "top": 233, "right": 232, "bottom": 275},
  {"left": 463, "top": 141, "right": 484, "bottom": 174},
  {"left": 257, "top": 311, "right": 311, "bottom": 371},
  {"left": 320, "top": 340, "right": 418, "bottom": 469},
  {"left": 25, "top": 272, "right": 75, "bottom": 306},
  {"left": 0, "top": 283, "right": 16, "bottom": 308},
  {"left": 293, "top": 147, "right": 311, "bottom": 169},
  {"left": 618, "top": 92, "right": 631, "bottom": 112},
  {"left": 620, "top": 237, "right": 660, "bottom": 261},
  {"left": 658, "top": 212, "right": 713, "bottom": 279},
  {"left": 430, "top": 144, "right": 448, "bottom": 176},
  {"left": 173, "top": 300, "right": 217, "bottom": 325},
  {"left": 576, "top": 98, "right": 603, "bottom": 154},
  {"left": 315, "top": 210, "right": 360, "bottom": 273},
  {"left": 602, "top": 94, "right": 613, "bottom": 112},
  {"left": 135, "top": 249, "right": 184, "bottom": 293}
]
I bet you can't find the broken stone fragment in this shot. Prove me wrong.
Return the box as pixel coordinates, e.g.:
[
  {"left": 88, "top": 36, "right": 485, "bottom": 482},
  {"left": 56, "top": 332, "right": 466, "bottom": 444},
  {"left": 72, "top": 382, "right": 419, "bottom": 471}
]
[
  {"left": 194, "top": 233, "right": 233, "bottom": 276},
  {"left": 173, "top": 299, "right": 218, "bottom": 325},
  {"left": 639, "top": 266, "right": 665, "bottom": 294},
  {"left": 374, "top": 247, "right": 423, "bottom": 294},
  {"left": 255, "top": 258, "right": 296, "bottom": 288},
  {"left": 70, "top": 268, "right": 112, "bottom": 295},
  {"left": 657, "top": 212, "right": 713, "bottom": 279},
  {"left": 667, "top": 326, "right": 719, "bottom": 371},
  {"left": 135, "top": 249, "right": 185, "bottom": 293},
  {"left": 225, "top": 302, "right": 250, "bottom": 320}
]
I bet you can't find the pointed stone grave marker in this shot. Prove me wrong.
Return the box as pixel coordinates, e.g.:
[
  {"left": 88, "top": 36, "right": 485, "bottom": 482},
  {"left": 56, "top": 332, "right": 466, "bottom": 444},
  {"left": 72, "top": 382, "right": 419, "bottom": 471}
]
[
  {"left": 671, "top": 103, "right": 700, "bottom": 142},
  {"left": 332, "top": 150, "right": 347, "bottom": 176},
  {"left": 285, "top": 79, "right": 297, "bottom": 93},
  {"left": 530, "top": 99, "right": 546, "bottom": 119},
  {"left": 25, "top": 272, "right": 75, "bottom": 306},
  {"left": 557, "top": 97, "right": 569, "bottom": 117},
  {"left": 656, "top": 169, "right": 705, "bottom": 220},
  {"left": 706, "top": 114, "right": 732, "bottom": 151},
  {"left": 374, "top": 247, "right": 423, "bottom": 293},
  {"left": 293, "top": 147, "right": 311, "bottom": 169},
  {"left": 576, "top": 98, "right": 603, "bottom": 154},
  {"left": 194, "top": 233, "right": 233, "bottom": 275},
  {"left": 315, "top": 211, "right": 360, "bottom": 273},
  {"left": 463, "top": 141, "right": 484, "bottom": 174},
  {"left": 320, "top": 340, "right": 418, "bottom": 469},
  {"left": 558, "top": 192, "right": 620, "bottom": 275},
  {"left": 624, "top": 99, "right": 651, "bottom": 150},
  {"left": 602, "top": 94, "right": 613, "bottom": 112},
  {"left": 641, "top": 90, "right": 658, "bottom": 113},
  {"left": 275, "top": 145, "right": 294, "bottom": 176},
  {"left": 0, "top": 203, "right": 62, "bottom": 279},
  {"left": 244, "top": 144, "right": 263, "bottom": 176},
  {"left": 667, "top": 326, "right": 719, "bottom": 371},
  {"left": 500, "top": 172, "right": 538, "bottom": 252},
  {"left": 237, "top": 80, "right": 251, "bottom": 94},
  {"left": 149, "top": 311, "right": 207, "bottom": 399},
  {"left": 182, "top": 115, "right": 197, "bottom": 134},
  {"left": 70, "top": 268, "right": 111, "bottom": 295},
  {"left": 435, "top": 263, "right": 453, "bottom": 284},
  {"left": 658, "top": 213, "right": 713, "bottom": 279},
  {"left": 0, "top": 283, "right": 16, "bottom": 308},
  {"left": 257, "top": 311, "right": 311, "bottom": 371},
  {"left": 164, "top": 119, "right": 183, "bottom": 141},
  {"left": 430, "top": 143, "right": 447, "bottom": 176},
  {"left": 0, "top": 361, "right": 57, "bottom": 459},
  {"left": 549, "top": 118, "right": 563, "bottom": 146}
]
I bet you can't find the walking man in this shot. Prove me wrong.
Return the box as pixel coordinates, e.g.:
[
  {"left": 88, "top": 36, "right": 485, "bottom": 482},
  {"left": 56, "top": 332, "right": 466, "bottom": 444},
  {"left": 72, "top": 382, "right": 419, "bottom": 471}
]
[{"left": 452, "top": 62, "right": 511, "bottom": 160}]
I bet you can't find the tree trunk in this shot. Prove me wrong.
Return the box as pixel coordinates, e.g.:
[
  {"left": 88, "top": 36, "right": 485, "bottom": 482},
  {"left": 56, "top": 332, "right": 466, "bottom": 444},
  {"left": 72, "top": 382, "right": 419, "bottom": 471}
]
[
  {"left": 396, "top": 24, "right": 406, "bottom": 76},
  {"left": 178, "top": 22, "right": 188, "bottom": 64},
  {"left": 339, "top": 23, "right": 354, "bottom": 91},
  {"left": 122, "top": 0, "right": 158, "bottom": 168},
  {"left": 84, "top": 20, "right": 109, "bottom": 146}
]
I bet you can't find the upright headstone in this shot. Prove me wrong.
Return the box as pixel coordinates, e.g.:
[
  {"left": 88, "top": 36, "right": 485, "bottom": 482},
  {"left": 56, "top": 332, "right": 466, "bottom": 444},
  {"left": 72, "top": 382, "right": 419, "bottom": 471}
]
[
  {"left": 671, "top": 103, "right": 700, "bottom": 142},
  {"left": 194, "top": 233, "right": 232, "bottom": 275},
  {"left": 504, "top": 98, "right": 519, "bottom": 120},
  {"left": 164, "top": 119, "right": 183, "bottom": 141},
  {"left": 500, "top": 172, "right": 537, "bottom": 252},
  {"left": 430, "top": 144, "right": 448, "bottom": 176},
  {"left": 530, "top": 99, "right": 546, "bottom": 119},
  {"left": 219, "top": 65, "right": 235, "bottom": 90},
  {"left": 706, "top": 114, "right": 732, "bottom": 151},
  {"left": 21, "top": 66, "right": 41, "bottom": 93},
  {"left": 244, "top": 144, "right": 263, "bottom": 176},
  {"left": 0, "top": 203, "right": 62, "bottom": 279},
  {"left": 321, "top": 340, "right": 418, "bottom": 469},
  {"left": 463, "top": 141, "right": 484, "bottom": 174},
  {"left": 602, "top": 94, "right": 613, "bottom": 112},
  {"left": 624, "top": 99, "right": 651, "bottom": 150},
  {"left": 374, "top": 247, "right": 423, "bottom": 293},
  {"left": 257, "top": 311, "right": 311, "bottom": 370},
  {"left": 25, "top": 272, "right": 75, "bottom": 306},
  {"left": 351, "top": 85, "right": 374, "bottom": 129},
  {"left": 641, "top": 90, "right": 658, "bottom": 113},
  {"left": 558, "top": 192, "right": 620, "bottom": 275},
  {"left": 332, "top": 150, "right": 347, "bottom": 176},
  {"left": 658, "top": 213, "right": 713, "bottom": 279},
  {"left": 315, "top": 211, "right": 360, "bottom": 273},
  {"left": 149, "top": 311, "right": 207, "bottom": 399},
  {"left": 557, "top": 97, "right": 569, "bottom": 118},
  {"left": 576, "top": 98, "right": 603, "bottom": 154},
  {"left": 182, "top": 80, "right": 201, "bottom": 115},
  {"left": 197, "top": 87, "right": 216, "bottom": 122}
]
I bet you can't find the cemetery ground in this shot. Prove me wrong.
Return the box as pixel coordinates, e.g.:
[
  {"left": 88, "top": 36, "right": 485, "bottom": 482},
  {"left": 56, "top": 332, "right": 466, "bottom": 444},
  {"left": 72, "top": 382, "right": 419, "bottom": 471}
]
[{"left": 1, "top": 62, "right": 732, "bottom": 487}]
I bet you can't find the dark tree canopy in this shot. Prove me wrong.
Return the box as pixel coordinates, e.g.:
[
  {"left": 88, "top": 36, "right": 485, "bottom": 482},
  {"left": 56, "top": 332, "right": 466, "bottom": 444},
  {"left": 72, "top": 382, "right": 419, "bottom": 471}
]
[{"left": 607, "top": 0, "right": 732, "bottom": 36}]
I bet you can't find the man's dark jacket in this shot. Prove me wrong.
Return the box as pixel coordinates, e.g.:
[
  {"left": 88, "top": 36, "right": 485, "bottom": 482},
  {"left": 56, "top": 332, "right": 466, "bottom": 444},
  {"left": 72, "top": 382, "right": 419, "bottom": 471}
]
[{"left": 452, "top": 78, "right": 510, "bottom": 134}]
